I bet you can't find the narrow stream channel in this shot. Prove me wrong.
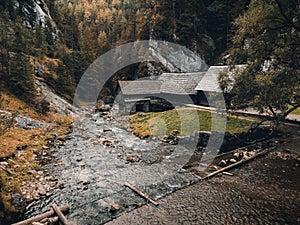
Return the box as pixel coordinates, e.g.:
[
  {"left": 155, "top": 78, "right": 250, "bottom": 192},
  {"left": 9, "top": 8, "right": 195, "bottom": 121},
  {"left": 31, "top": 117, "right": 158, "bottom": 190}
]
[{"left": 25, "top": 112, "right": 199, "bottom": 224}]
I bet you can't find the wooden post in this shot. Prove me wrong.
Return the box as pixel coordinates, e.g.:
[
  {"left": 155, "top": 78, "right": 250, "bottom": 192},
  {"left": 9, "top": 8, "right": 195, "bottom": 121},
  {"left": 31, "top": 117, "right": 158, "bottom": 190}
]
[
  {"left": 51, "top": 203, "right": 70, "bottom": 225},
  {"left": 11, "top": 205, "right": 69, "bottom": 225},
  {"left": 124, "top": 182, "right": 159, "bottom": 206}
]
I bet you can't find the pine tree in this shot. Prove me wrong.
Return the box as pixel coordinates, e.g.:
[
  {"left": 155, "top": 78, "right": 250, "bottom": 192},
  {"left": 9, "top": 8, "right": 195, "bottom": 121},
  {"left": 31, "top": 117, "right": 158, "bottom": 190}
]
[{"left": 8, "top": 53, "right": 35, "bottom": 103}]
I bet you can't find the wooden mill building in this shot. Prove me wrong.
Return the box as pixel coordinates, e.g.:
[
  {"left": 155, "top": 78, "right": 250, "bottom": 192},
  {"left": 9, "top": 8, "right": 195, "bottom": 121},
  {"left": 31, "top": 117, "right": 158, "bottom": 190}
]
[{"left": 116, "top": 65, "right": 245, "bottom": 113}]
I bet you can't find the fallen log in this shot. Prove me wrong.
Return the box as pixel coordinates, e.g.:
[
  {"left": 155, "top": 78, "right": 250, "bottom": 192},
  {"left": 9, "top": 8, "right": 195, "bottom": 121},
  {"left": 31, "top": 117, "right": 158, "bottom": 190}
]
[
  {"left": 40, "top": 216, "right": 59, "bottom": 223},
  {"left": 124, "top": 182, "right": 159, "bottom": 206},
  {"left": 200, "top": 148, "right": 274, "bottom": 180},
  {"left": 11, "top": 205, "right": 69, "bottom": 225},
  {"left": 51, "top": 203, "right": 70, "bottom": 225}
]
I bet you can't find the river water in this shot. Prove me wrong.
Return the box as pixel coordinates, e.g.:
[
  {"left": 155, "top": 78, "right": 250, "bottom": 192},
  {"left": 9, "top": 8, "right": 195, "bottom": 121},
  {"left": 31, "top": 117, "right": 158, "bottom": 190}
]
[
  {"left": 25, "top": 112, "right": 200, "bottom": 224},
  {"left": 25, "top": 112, "right": 300, "bottom": 224}
]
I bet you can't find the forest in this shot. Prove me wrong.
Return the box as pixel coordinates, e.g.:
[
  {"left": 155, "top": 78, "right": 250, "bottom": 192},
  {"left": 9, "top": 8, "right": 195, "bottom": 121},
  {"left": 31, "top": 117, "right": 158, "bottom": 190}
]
[
  {"left": 0, "top": 0, "right": 299, "bottom": 224},
  {"left": 0, "top": 0, "right": 298, "bottom": 120},
  {"left": 0, "top": 0, "right": 249, "bottom": 102}
]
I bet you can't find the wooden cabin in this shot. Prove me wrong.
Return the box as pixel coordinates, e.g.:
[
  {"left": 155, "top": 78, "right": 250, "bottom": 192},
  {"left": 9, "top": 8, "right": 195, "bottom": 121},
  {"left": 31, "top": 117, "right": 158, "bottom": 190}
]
[
  {"left": 117, "top": 80, "right": 162, "bottom": 114},
  {"left": 116, "top": 65, "right": 245, "bottom": 113},
  {"left": 195, "top": 65, "right": 246, "bottom": 106}
]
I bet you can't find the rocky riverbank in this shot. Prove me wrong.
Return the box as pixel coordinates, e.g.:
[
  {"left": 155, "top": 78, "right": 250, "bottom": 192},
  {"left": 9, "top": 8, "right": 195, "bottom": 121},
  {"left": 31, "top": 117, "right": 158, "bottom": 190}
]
[
  {"left": 106, "top": 122, "right": 300, "bottom": 225},
  {"left": 106, "top": 152, "right": 300, "bottom": 225},
  {"left": 21, "top": 107, "right": 299, "bottom": 225},
  {"left": 5, "top": 98, "right": 299, "bottom": 225}
]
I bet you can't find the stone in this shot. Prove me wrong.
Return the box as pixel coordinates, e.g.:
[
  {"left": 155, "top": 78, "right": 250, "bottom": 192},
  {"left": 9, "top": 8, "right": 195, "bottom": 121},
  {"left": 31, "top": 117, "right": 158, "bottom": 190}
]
[
  {"left": 212, "top": 166, "right": 219, "bottom": 171},
  {"left": 103, "top": 128, "right": 113, "bottom": 132},
  {"left": 233, "top": 152, "right": 243, "bottom": 160},
  {"left": 110, "top": 204, "right": 123, "bottom": 212},
  {"left": 166, "top": 134, "right": 175, "bottom": 140},
  {"left": 76, "top": 157, "right": 83, "bottom": 162},
  {"left": 85, "top": 113, "right": 93, "bottom": 118},
  {"left": 58, "top": 182, "right": 65, "bottom": 189},
  {"left": 38, "top": 189, "right": 46, "bottom": 196},
  {"left": 100, "top": 112, "right": 109, "bottom": 116},
  {"left": 218, "top": 160, "right": 227, "bottom": 167},
  {"left": 126, "top": 154, "right": 141, "bottom": 162},
  {"left": 229, "top": 158, "right": 237, "bottom": 163},
  {"left": 11, "top": 193, "right": 26, "bottom": 211},
  {"left": 169, "top": 139, "right": 179, "bottom": 145},
  {"left": 16, "top": 145, "right": 28, "bottom": 150},
  {"left": 171, "top": 130, "right": 180, "bottom": 135},
  {"left": 57, "top": 136, "right": 66, "bottom": 141},
  {"left": 97, "top": 104, "right": 111, "bottom": 112},
  {"left": 102, "top": 140, "right": 113, "bottom": 146},
  {"left": 83, "top": 181, "right": 90, "bottom": 185},
  {"left": 27, "top": 170, "right": 37, "bottom": 175}
]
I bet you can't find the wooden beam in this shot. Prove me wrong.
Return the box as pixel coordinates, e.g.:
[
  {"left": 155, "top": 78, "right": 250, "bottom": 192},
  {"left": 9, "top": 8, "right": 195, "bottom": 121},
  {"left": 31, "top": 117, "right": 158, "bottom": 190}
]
[
  {"left": 124, "top": 182, "right": 159, "bottom": 206},
  {"left": 200, "top": 148, "right": 273, "bottom": 180},
  {"left": 40, "top": 216, "right": 59, "bottom": 223},
  {"left": 52, "top": 203, "right": 70, "bottom": 225},
  {"left": 11, "top": 205, "right": 69, "bottom": 225}
]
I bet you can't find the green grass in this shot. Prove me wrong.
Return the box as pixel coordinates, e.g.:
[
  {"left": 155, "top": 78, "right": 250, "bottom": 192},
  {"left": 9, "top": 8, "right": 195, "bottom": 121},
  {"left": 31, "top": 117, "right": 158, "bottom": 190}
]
[
  {"left": 130, "top": 108, "right": 253, "bottom": 138},
  {"left": 290, "top": 106, "right": 300, "bottom": 116}
]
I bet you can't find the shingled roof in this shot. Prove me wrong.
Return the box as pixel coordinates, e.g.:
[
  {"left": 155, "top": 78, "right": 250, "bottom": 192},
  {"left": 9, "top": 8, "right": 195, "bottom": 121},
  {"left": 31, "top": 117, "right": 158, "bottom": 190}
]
[
  {"left": 195, "top": 65, "right": 246, "bottom": 92},
  {"left": 118, "top": 65, "right": 246, "bottom": 97},
  {"left": 118, "top": 80, "right": 162, "bottom": 95},
  {"left": 158, "top": 72, "right": 206, "bottom": 95}
]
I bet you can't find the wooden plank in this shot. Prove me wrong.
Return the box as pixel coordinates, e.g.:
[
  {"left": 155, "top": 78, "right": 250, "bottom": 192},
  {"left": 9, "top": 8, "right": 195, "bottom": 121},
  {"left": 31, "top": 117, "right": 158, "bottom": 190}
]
[
  {"left": 51, "top": 203, "right": 70, "bottom": 225},
  {"left": 200, "top": 148, "right": 273, "bottom": 180},
  {"left": 200, "top": 140, "right": 270, "bottom": 163},
  {"left": 124, "top": 182, "right": 159, "bottom": 206},
  {"left": 40, "top": 216, "right": 59, "bottom": 223},
  {"left": 222, "top": 171, "right": 233, "bottom": 176},
  {"left": 11, "top": 205, "right": 69, "bottom": 225},
  {"left": 183, "top": 137, "right": 274, "bottom": 170}
]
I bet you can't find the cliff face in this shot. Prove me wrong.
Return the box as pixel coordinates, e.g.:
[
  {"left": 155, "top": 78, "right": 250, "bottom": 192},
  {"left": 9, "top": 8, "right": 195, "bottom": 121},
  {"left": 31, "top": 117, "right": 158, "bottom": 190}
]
[
  {"left": 10, "top": 0, "right": 53, "bottom": 28},
  {"left": 0, "top": 0, "right": 75, "bottom": 104}
]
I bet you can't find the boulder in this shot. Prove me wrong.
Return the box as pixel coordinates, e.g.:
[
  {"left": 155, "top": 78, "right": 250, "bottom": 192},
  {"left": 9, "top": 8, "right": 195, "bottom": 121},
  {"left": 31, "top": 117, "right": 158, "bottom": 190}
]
[
  {"left": 98, "top": 104, "right": 111, "bottom": 112},
  {"left": 96, "top": 100, "right": 111, "bottom": 112},
  {"left": 11, "top": 193, "right": 26, "bottom": 211},
  {"left": 110, "top": 204, "right": 123, "bottom": 212}
]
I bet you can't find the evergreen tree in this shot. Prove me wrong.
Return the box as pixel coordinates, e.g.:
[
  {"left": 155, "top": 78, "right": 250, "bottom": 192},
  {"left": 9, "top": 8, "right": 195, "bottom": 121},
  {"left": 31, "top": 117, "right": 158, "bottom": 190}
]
[{"left": 8, "top": 53, "right": 35, "bottom": 103}]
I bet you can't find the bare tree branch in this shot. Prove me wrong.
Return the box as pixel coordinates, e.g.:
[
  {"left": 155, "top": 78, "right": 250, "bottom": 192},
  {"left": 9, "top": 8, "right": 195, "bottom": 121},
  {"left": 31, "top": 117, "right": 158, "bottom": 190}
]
[
  {"left": 284, "top": 103, "right": 300, "bottom": 118},
  {"left": 268, "top": 105, "right": 277, "bottom": 118}
]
